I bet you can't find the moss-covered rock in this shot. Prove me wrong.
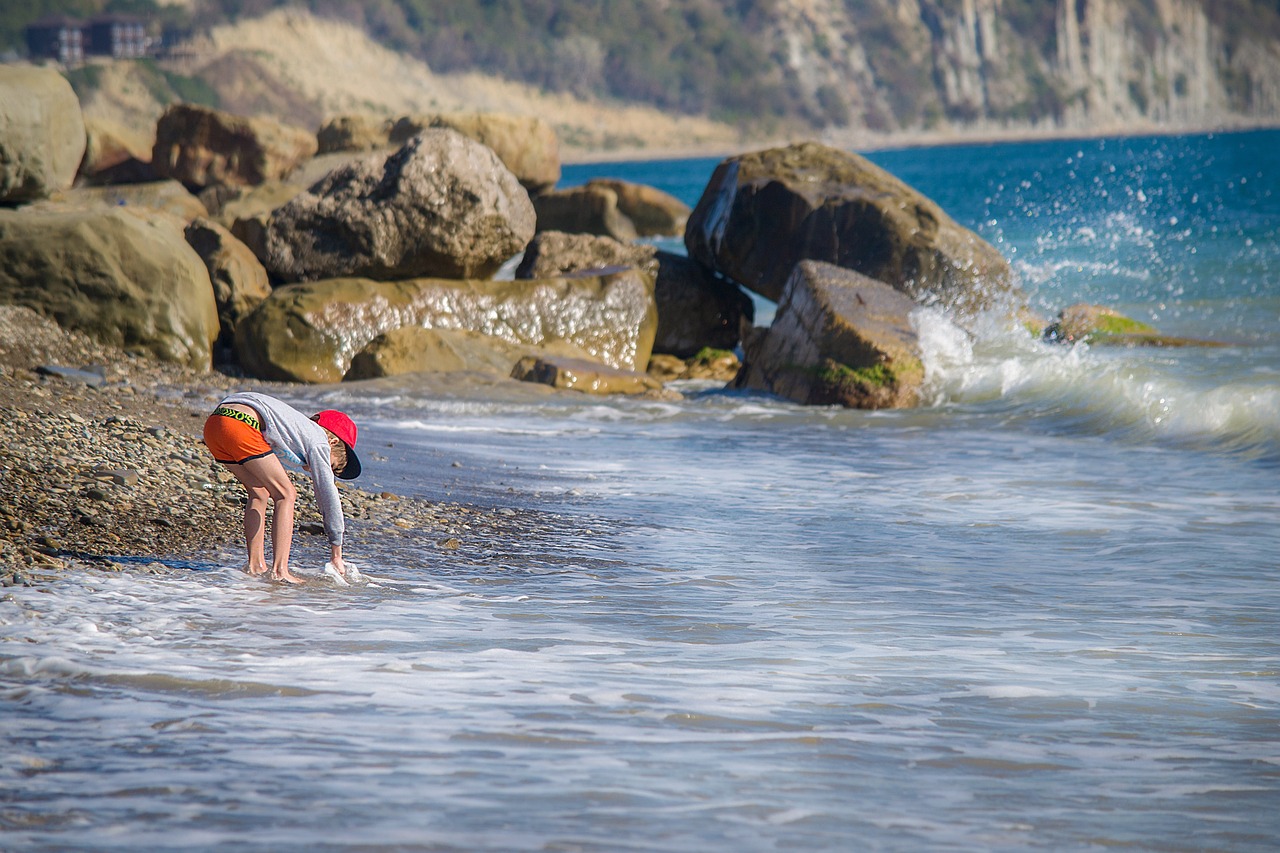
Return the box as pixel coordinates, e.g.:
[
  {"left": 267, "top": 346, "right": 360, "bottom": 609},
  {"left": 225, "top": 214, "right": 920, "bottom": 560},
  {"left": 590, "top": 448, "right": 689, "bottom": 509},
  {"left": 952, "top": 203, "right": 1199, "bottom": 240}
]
[{"left": 735, "top": 260, "right": 925, "bottom": 409}]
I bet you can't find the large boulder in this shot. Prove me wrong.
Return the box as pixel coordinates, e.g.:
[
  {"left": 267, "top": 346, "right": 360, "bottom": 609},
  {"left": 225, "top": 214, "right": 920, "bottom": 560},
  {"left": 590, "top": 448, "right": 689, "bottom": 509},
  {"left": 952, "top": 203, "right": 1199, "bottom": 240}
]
[
  {"left": 736, "top": 260, "right": 924, "bottom": 409},
  {"left": 260, "top": 129, "right": 535, "bottom": 282},
  {"left": 390, "top": 112, "right": 560, "bottom": 195},
  {"left": 0, "top": 65, "right": 86, "bottom": 204},
  {"left": 685, "top": 141, "right": 1014, "bottom": 312},
  {"left": 533, "top": 184, "right": 638, "bottom": 241},
  {"left": 235, "top": 269, "right": 657, "bottom": 383},
  {"left": 652, "top": 251, "right": 753, "bottom": 358},
  {"left": 152, "top": 103, "right": 317, "bottom": 191},
  {"left": 184, "top": 217, "right": 272, "bottom": 355},
  {"left": 345, "top": 326, "right": 594, "bottom": 380},
  {"left": 586, "top": 178, "right": 691, "bottom": 237},
  {"left": 0, "top": 207, "right": 217, "bottom": 368}
]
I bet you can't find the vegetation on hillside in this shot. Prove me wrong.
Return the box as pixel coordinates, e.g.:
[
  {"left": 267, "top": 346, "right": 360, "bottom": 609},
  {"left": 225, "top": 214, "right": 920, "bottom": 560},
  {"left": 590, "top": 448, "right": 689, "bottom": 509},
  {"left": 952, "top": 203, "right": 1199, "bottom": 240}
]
[{"left": 7, "top": 0, "right": 1280, "bottom": 133}]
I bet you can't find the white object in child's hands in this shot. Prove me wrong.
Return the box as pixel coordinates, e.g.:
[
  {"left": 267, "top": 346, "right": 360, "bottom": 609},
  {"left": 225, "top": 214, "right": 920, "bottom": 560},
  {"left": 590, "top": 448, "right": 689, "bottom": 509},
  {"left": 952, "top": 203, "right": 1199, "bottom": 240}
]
[
  {"left": 322, "top": 562, "right": 349, "bottom": 586},
  {"left": 323, "top": 561, "right": 364, "bottom": 586}
]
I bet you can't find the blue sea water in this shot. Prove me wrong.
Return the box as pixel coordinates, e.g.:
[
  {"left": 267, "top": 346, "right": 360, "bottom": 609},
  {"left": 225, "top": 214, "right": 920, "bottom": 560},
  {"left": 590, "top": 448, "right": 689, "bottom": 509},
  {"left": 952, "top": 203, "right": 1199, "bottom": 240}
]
[{"left": 2, "top": 130, "right": 1279, "bottom": 851}]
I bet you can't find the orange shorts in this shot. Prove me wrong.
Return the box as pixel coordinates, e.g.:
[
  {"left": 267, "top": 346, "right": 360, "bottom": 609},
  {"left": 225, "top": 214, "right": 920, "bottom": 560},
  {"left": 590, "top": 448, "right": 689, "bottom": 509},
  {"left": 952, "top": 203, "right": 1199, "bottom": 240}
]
[{"left": 203, "top": 412, "right": 272, "bottom": 465}]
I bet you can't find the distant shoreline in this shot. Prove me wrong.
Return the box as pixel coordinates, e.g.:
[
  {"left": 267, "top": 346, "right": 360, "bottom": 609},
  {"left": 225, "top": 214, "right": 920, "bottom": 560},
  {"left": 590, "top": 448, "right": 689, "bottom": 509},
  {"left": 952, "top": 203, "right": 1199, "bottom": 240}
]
[{"left": 560, "top": 117, "right": 1280, "bottom": 166}]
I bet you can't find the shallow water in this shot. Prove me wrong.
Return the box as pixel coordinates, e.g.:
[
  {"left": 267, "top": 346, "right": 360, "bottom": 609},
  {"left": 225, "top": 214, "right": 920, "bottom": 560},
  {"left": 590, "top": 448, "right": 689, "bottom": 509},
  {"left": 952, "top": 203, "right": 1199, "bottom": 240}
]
[{"left": 3, "top": 130, "right": 1279, "bottom": 851}]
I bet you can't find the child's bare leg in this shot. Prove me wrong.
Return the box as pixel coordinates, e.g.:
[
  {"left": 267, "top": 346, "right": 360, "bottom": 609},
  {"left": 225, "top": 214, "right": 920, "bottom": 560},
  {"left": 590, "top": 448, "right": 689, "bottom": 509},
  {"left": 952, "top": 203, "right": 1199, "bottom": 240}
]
[
  {"left": 242, "top": 486, "right": 270, "bottom": 574},
  {"left": 223, "top": 465, "right": 270, "bottom": 574},
  {"left": 238, "top": 455, "right": 303, "bottom": 584}
]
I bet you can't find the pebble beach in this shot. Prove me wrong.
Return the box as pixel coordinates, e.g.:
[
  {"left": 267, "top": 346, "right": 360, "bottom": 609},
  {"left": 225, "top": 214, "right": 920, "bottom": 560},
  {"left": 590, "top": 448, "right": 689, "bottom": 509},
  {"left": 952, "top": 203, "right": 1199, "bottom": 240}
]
[{"left": 0, "top": 304, "right": 554, "bottom": 586}]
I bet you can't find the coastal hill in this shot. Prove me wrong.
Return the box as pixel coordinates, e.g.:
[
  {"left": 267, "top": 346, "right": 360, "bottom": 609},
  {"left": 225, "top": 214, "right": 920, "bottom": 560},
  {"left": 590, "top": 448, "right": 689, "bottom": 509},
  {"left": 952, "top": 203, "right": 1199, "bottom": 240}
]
[{"left": 10, "top": 0, "right": 1280, "bottom": 162}]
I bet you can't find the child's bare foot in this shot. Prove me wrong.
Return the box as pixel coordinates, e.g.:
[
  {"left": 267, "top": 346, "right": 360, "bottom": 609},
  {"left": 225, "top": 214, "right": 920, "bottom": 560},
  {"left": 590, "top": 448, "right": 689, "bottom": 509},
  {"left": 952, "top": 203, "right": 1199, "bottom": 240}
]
[
  {"left": 245, "top": 565, "right": 268, "bottom": 576},
  {"left": 271, "top": 569, "right": 305, "bottom": 584}
]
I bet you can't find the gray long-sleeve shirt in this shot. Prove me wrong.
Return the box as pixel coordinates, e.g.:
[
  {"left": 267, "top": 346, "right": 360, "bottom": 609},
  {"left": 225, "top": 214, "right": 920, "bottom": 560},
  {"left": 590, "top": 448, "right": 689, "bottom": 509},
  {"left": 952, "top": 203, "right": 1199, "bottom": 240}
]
[{"left": 219, "top": 392, "right": 345, "bottom": 547}]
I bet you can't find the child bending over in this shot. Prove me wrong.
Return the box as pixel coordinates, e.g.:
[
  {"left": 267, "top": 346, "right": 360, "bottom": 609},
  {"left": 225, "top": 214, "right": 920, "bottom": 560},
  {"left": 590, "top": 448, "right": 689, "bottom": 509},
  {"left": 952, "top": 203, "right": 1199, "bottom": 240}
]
[{"left": 202, "top": 392, "right": 362, "bottom": 583}]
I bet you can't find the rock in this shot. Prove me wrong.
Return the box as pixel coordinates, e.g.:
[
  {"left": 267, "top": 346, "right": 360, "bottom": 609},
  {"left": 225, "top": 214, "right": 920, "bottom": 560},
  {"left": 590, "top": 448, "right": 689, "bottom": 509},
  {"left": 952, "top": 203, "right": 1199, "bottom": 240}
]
[
  {"left": 344, "top": 326, "right": 594, "bottom": 380},
  {"left": 389, "top": 112, "right": 560, "bottom": 195},
  {"left": 585, "top": 178, "right": 691, "bottom": 236},
  {"left": 684, "top": 141, "right": 1015, "bottom": 312},
  {"left": 36, "top": 365, "right": 106, "bottom": 387},
  {"left": 735, "top": 260, "right": 924, "bottom": 409},
  {"left": 516, "top": 230, "right": 659, "bottom": 279},
  {"left": 1041, "top": 303, "right": 1224, "bottom": 347},
  {"left": 648, "top": 347, "right": 742, "bottom": 382},
  {"left": 184, "top": 217, "right": 272, "bottom": 354},
  {"left": 515, "top": 233, "right": 751, "bottom": 358},
  {"left": 316, "top": 114, "right": 392, "bottom": 153},
  {"left": 652, "top": 251, "right": 754, "bottom": 358},
  {"left": 235, "top": 269, "right": 657, "bottom": 383},
  {"left": 93, "top": 468, "right": 141, "bottom": 488},
  {"left": 79, "top": 117, "right": 155, "bottom": 186},
  {"left": 29, "top": 180, "right": 209, "bottom": 223},
  {"left": 151, "top": 103, "right": 318, "bottom": 191},
  {"left": 0, "top": 207, "right": 218, "bottom": 368},
  {"left": 533, "top": 184, "right": 637, "bottom": 241},
  {"left": 260, "top": 129, "right": 535, "bottom": 282},
  {"left": 0, "top": 64, "right": 86, "bottom": 204},
  {"left": 511, "top": 354, "right": 664, "bottom": 396}
]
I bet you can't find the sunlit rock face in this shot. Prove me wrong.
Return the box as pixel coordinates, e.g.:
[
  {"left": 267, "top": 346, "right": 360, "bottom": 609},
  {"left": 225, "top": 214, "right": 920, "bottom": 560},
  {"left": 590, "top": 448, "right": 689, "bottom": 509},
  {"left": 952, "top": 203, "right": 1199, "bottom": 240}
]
[
  {"left": 234, "top": 269, "right": 656, "bottom": 384},
  {"left": 260, "top": 129, "right": 536, "bottom": 283},
  {"left": 0, "top": 207, "right": 217, "bottom": 369},
  {"left": 0, "top": 65, "right": 85, "bottom": 204}
]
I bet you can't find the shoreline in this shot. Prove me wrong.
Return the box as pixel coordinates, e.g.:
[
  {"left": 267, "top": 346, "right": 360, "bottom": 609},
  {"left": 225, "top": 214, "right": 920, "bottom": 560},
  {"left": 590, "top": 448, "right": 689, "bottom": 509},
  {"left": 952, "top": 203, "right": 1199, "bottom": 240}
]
[
  {"left": 0, "top": 305, "right": 555, "bottom": 584},
  {"left": 558, "top": 116, "right": 1280, "bottom": 165}
]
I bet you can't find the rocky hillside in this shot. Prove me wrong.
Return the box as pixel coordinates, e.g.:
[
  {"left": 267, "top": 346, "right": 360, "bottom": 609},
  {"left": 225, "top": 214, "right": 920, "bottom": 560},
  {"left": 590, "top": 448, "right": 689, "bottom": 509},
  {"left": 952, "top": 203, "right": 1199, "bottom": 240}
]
[{"left": 13, "top": 0, "right": 1280, "bottom": 158}]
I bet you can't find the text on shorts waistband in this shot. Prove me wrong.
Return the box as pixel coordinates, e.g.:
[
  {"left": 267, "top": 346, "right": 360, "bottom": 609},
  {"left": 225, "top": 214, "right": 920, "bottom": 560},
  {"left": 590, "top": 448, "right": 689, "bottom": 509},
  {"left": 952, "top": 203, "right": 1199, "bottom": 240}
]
[{"left": 214, "top": 406, "right": 260, "bottom": 431}]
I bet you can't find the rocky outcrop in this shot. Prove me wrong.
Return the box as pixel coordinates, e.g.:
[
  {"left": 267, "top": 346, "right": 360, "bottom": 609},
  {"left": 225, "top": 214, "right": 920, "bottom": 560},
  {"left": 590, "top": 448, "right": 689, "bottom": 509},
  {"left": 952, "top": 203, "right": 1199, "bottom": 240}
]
[
  {"left": 184, "top": 217, "right": 273, "bottom": 354},
  {"left": 685, "top": 141, "right": 1015, "bottom": 313},
  {"left": 260, "top": 129, "right": 535, "bottom": 282},
  {"left": 516, "top": 230, "right": 659, "bottom": 279},
  {"left": 344, "top": 326, "right": 595, "bottom": 380},
  {"left": 389, "top": 112, "right": 560, "bottom": 195},
  {"left": 0, "top": 65, "right": 86, "bottom": 204},
  {"left": 511, "top": 354, "right": 665, "bottom": 396},
  {"left": 235, "top": 269, "right": 657, "bottom": 383},
  {"left": 515, "top": 232, "right": 752, "bottom": 358},
  {"left": 735, "top": 260, "right": 924, "bottom": 409},
  {"left": 151, "top": 103, "right": 317, "bottom": 191},
  {"left": 584, "top": 178, "right": 691, "bottom": 236},
  {"left": 533, "top": 184, "right": 638, "bottom": 241},
  {"left": 0, "top": 207, "right": 217, "bottom": 368}
]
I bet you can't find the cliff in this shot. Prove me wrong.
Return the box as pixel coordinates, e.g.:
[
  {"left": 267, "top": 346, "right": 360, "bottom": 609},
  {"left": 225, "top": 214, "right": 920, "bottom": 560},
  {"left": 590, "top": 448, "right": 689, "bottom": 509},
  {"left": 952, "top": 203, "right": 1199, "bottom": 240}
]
[{"left": 766, "top": 0, "right": 1280, "bottom": 136}]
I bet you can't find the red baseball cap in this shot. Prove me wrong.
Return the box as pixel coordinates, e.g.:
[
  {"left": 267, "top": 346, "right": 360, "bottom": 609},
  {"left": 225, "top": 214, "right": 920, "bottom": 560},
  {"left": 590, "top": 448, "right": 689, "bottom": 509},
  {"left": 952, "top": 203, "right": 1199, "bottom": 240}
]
[{"left": 314, "top": 410, "right": 362, "bottom": 479}]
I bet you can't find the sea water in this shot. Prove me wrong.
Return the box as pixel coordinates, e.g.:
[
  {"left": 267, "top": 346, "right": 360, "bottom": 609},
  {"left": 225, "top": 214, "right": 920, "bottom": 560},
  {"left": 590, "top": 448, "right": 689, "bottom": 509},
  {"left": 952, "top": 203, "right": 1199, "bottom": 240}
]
[{"left": 2, "top": 131, "right": 1278, "bottom": 852}]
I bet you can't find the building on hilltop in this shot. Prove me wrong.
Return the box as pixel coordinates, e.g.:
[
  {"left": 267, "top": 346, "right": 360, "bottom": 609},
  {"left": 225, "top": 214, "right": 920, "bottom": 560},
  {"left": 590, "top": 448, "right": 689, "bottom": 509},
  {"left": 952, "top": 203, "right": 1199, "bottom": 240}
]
[
  {"left": 24, "top": 17, "right": 85, "bottom": 65},
  {"left": 24, "top": 14, "right": 156, "bottom": 64},
  {"left": 87, "top": 15, "right": 151, "bottom": 59}
]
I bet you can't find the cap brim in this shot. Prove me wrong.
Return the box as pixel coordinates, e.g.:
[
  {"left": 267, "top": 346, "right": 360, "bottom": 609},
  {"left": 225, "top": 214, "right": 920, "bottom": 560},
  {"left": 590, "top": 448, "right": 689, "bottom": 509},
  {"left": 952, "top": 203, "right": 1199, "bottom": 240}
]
[{"left": 335, "top": 444, "right": 361, "bottom": 480}]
